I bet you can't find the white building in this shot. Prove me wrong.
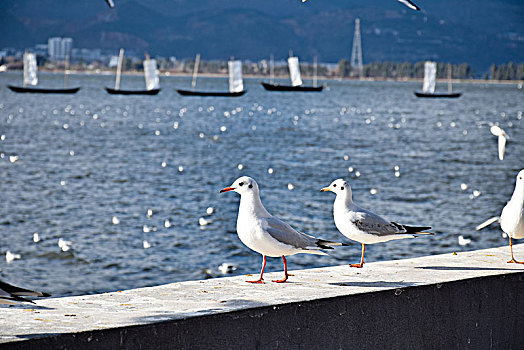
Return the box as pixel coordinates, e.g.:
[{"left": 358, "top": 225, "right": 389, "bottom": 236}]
[{"left": 48, "top": 37, "right": 73, "bottom": 60}]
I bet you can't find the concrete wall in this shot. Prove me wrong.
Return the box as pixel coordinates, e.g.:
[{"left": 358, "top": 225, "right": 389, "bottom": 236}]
[{"left": 1, "top": 245, "right": 524, "bottom": 349}]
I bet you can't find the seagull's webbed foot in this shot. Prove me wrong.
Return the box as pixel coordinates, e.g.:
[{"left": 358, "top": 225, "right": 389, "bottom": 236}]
[
  {"left": 507, "top": 258, "right": 524, "bottom": 264},
  {"left": 246, "top": 278, "right": 265, "bottom": 284},
  {"left": 272, "top": 276, "right": 288, "bottom": 283},
  {"left": 350, "top": 263, "right": 364, "bottom": 268}
]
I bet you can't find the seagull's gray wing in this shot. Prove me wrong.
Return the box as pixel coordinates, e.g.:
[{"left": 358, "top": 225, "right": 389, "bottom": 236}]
[
  {"left": 0, "top": 286, "right": 34, "bottom": 304},
  {"left": 351, "top": 211, "right": 407, "bottom": 236},
  {"left": 0, "top": 280, "right": 50, "bottom": 297},
  {"left": 262, "top": 216, "right": 319, "bottom": 249}
]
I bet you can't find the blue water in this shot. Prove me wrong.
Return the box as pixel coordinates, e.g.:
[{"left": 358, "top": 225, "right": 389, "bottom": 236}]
[{"left": 0, "top": 72, "right": 522, "bottom": 297}]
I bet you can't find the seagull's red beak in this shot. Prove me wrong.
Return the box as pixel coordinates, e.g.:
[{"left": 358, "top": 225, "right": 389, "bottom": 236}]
[{"left": 220, "top": 187, "right": 235, "bottom": 193}]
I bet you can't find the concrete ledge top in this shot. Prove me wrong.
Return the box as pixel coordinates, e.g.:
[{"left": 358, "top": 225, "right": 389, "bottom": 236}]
[{"left": 1, "top": 244, "right": 523, "bottom": 344}]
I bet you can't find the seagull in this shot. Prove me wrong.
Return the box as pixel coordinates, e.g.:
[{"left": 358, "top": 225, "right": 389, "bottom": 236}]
[
  {"left": 220, "top": 176, "right": 345, "bottom": 283},
  {"left": 105, "top": 0, "right": 115, "bottom": 8},
  {"left": 490, "top": 125, "right": 509, "bottom": 160},
  {"left": 397, "top": 0, "right": 421, "bottom": 11},
  {"left": 300, "top": 0, "right": 421, "bottom": 11},
  {"left": 321, "top": 178, "right": 433, "bottom": 268},
  {"left": 458, "top": 235, "right": 472, "bottom": 246},
  {"left": 500, "top": 170, "right": 524, "bottom": 263},
  {"left": 477, "top": 170, "right": 524, "bottom": 263},
  {"left": 0, "top": 280, "right": 50, "bottom": 305}
]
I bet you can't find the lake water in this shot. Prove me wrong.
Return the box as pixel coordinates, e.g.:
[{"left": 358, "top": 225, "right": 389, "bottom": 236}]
[{"left": 0, "top": 72, "right": 522, "bottom": 297}]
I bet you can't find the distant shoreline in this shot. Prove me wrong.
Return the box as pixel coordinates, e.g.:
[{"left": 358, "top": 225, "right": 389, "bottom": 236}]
[{"left": 2, "top": 69, "right": 523, "bottom": 85}]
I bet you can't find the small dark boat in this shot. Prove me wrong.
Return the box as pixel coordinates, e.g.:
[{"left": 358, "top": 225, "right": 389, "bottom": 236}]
[
  {"left": 262, "top": 55, "right": 323, "bottom": 92},
  {"left": 261, "top": 82, "right": 323, "bottom": 92},
  {"left": 106, "top": 49, "right": 161, "bottom": 96},
  {"left": 415, "top": 62, "right": 461, "bottom": 99},
  {"left": 414, "top": 91, "right": 461, "bottom": 98},
  {"left": 9, "top": 52, "right": 80, "bottom": 94},
  {"left": 177, "top": 56, "right": 246, "bottom": 97},
  {"left": 8, "top": 85, "right": 80, "bottom": 94},
  {"left": 105, "top": 87, "right": 160, "bottom": 95},
  {"left": 176, "top": 89, "right": 246, "bottom": 97}
]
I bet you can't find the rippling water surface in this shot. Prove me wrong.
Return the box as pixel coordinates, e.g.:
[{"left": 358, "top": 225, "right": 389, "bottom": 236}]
[{"left": 0, "top": 72, "right": 522, "bottom": 297}]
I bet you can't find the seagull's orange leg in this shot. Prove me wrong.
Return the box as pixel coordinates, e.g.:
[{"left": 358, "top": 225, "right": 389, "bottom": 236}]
[
  {"left": 247, "top": 255, "right": 266, "bottom": 283},
  {"left": 350, "top": 244, "right": 365, "bottom": 268},
  {"left": 507, "top": 237, "right": 524, "bottom": 264},
  {"left": 273, "top": 255, "right": 289, "bottom": 283}
]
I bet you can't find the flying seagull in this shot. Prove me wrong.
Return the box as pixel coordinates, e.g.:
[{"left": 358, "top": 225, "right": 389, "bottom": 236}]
[
  {"left": 300, "top": 0, "right": 421, "bottom": 11},
  {"left": 477, "top": 169, "right": 524, "bottom": 264},
  {"left": 105, "top": 0, "right": 115, "bottom": 8},
  {"left": 321, "top": 178, "right": 433, "bottom": 267},
  {"left": 220, "top": 176, "right": 345, "bottom": 283},
  {"left": 397, "top": 0, "right": 421, "bottom": 11},
  {"left": 490, "top": 125, "right": 509, "bottom": 160},
  {"left": 0, "top": 280, "right": 50, "bottom": 305}
]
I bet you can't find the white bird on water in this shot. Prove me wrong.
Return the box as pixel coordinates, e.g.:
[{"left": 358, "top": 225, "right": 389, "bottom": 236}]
[
  {"left": 220, "top": 176, "right": 345, "bottom": 283},
  {"left": 321, "top": 178, "right": 433, "bottom": 268},
  {"left": 477, "top": 169, "right": 524, "bottom": 263},
  {"left": 5, "top": 251, "right": 21, "bottom": 263},
  {"left": 0, "top": 280, "right": 50, "bottom": 305},
  {"left": 490, "top": 125, "right": 509, "bottom": 160}
]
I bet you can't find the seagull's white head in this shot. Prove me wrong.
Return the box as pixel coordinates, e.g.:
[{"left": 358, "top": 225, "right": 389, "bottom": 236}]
[
  {"left": 220, "top": 176, "right": 260, "bottom": 196},
  {"left": 516, "top": 169, "right": 524, "bottom": 187},
  {"left": 321, "top": 178, "right": 353, "bottom": 200}
]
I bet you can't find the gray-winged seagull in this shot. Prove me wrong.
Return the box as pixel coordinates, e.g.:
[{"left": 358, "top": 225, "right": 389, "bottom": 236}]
[
  {"left": 321, "top": 178, "right": 433, "bottom": 268},
  {"left": 220, "top": 176, "right": 345, "bottom": 283}
]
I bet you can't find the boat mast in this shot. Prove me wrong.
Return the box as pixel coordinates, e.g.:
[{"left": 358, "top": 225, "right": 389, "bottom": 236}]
[
  {"left": 447, "top": 63, "right": 452, "bottom": 94},
  {"left": 313, "top": 56, "right": 318, "bottom": 87},
  {"left": 191, "top": 53, "right": 200, "bottom": 91},
  {"left": 115, "top": 48, "right": 124, "bottom": 91},
  {"left": 23, "top": 50, "right": 28, "bottom": 87},
  {"left": 270, "top": 54, "right": 274, "bottom": 84},
  {"left": 64, "top": 54, "right": 70, "bottom": 88}
]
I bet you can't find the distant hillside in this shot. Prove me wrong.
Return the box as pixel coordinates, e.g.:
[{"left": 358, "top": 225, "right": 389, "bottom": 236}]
[{"left": 1, "top": 0, "right": 523, "bottom": 74}]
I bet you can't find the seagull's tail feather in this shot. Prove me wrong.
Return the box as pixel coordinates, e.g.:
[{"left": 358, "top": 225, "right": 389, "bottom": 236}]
[
  {"left": 2, "top": 295, "right": 36, "bottom": 304},
  {"left": 0, "top": 280, "right": 51, "bottom": 298},
  {"left": 399, "top": 224, "right": 434, "bottom": 235},
  {"left": 316, "top": 239, "right": 349, "bottom": 249}
]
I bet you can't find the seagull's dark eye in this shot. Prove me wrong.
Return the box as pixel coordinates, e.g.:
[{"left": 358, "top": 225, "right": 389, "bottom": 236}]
[
  {"left": 341, "top": 186, "right": 344, "bottom": 190},
  {"left": 333, "top": 184, "right": 337, "bottom": 187},
  {"left": 239, "top": 182, "right": 244, "bottom": 186},
  {"left": 249, "top": 184, "right": 253, "bottom": 188}
]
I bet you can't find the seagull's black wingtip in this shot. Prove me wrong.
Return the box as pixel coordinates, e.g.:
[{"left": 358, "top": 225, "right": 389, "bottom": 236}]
[{"left": 398, "top": 0, "right": 421, "bottom": 11}]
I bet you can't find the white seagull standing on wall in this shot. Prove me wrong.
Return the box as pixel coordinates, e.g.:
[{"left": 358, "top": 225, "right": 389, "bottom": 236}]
[
  {"left": 321, "top": 179, "right": 433, "bottom": 268},
  {"left": 500, "top": 170, "right": 524, "bottom": 263},
  {"left": 476, "top": 169, "right": 524, "bottom": 263},
  {"left": 220, "top": 176, "right": 345, "bottom": 283}
]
